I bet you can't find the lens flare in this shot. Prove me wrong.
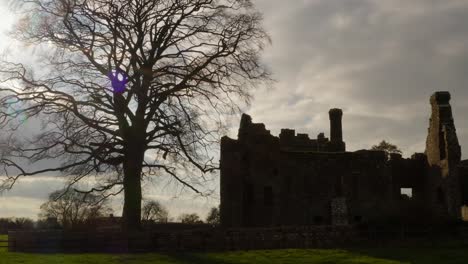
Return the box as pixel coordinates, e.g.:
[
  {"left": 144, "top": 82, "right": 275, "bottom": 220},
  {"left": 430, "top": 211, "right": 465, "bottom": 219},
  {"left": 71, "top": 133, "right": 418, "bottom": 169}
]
[{"left": 108, "top": 70, "right": 129, "bottom": 94}]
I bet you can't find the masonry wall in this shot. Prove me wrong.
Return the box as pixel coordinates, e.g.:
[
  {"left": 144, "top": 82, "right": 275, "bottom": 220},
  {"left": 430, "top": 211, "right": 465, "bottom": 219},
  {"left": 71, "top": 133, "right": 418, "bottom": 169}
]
[
  {"left": 221, "top": 113, "right": 394, "bottom": 227},
  {"left": 425, "top": 92, "right": 462, "bottom": 219},
  {"left": 221, "top": 91, "right": 466, "bottom": 228}
]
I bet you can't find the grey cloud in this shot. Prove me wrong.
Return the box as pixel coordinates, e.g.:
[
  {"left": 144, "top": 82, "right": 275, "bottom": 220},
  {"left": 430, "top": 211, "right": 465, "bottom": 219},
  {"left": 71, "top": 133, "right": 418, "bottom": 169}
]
[
  {"left": 0, "top": 197, "right": 43, "bottom": 219},
  {"left": 1, "top": 176, "right": 65, "bottom": 200},
  {"left": 246, "top": 0, "right": 468, "bottom": 157},
  {"left": 0, "top": 176, "right": 66, "bottom": 218}
]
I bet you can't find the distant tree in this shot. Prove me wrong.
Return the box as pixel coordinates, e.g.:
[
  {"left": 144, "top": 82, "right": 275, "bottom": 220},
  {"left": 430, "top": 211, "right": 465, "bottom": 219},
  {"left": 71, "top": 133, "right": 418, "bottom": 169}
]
[
  {"left": 12, "top": 218, "right": 35, "bottom": 230},
  {"left": 141, "top": 200, "right": 169, "bottom": 223},
  {"left": 39, "top": 189, "right": 113, "bottom": 229},
  {"left": 0, "top": 218, "right": 9, "bottom": 233},
  {"left": 371, "top": 140, "right": 402, "bottom": 159},
  {"left": 0, "top": 217, "right": 34, "bottom": 232},
  {"left": 206, "top": 206, "right": 220, "bottom": 225},
  {"left": 36, "top": 217, "right": 61, "bottom": 230},
  {"left": 179, "top": 213, "right": 203, "bottom": 224}
]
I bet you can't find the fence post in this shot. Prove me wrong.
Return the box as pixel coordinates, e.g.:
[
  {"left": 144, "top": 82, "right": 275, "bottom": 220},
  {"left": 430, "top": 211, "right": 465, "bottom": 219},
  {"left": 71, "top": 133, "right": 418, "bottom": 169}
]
[{"left": 7, "top": 231, "right": 15, "bottom": 252}]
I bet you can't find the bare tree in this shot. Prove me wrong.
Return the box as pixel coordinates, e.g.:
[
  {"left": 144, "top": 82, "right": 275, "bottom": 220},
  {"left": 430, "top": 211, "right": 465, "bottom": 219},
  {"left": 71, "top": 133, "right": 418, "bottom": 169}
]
[
  {"left": 178, "top": 213, "right": 202, "bottom": 224},
  {"left": 206, "top": 206, "right": 219, "bottom": 225},
  {"left": 0, "top": 217, "right": 35, "bottom": 231},
  {"left": 39, "top": 188, "right": 113, "bottom": 229},
  {"left": 0, "top": 0, "right": 270, "bottom": 230},
  {"left": 141, "top": 199, "right": 169, "bottom": 223}
]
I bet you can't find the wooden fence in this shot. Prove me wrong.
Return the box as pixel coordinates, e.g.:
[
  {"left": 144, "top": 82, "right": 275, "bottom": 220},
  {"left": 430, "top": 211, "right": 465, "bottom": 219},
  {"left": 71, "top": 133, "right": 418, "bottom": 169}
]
[
  {"left": 7, "top": 225, "right": 468, "bottom": 253},
  {"left": 8, "top": 226, "right": 355, "bottom": 253},
  {"left": 0, "top": 239, "right": 7, "bottom": 250}
]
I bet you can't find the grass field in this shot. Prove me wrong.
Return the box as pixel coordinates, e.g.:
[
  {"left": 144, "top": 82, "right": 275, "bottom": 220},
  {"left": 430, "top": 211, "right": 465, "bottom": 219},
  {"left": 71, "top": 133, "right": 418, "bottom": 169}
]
[
  {"left": 0, "top": 234, "right": 467, "bottom": 264},
  {"left": 0, "top": 235, "right": 7, "bottom": 252}
]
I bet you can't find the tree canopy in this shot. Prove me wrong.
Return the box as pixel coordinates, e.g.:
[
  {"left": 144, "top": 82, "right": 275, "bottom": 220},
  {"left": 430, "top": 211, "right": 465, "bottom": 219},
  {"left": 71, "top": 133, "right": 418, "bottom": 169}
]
[
  {"left": 141, "top": 199, "right": 169, "bottom": 223},
  {"left": 39, "top": 188, "right": 113, "bottom": 229},
  {"left": 178, "top": 213, "right": 202, "bottom": 224},
  {"left": 205, "top": 206, "right": 219, "bottom": 225},
  {"left": 371, "top": 140, "right": 402, "bottom": 159}
]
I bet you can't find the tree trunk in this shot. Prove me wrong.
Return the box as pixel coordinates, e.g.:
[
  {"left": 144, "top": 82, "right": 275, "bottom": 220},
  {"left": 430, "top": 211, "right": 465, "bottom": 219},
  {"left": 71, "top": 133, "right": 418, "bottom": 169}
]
[
  {"left": 121, "top": 106, "right": 147, "bottom": 231},
  {"left": 122, "top": 146, "right": 144, "bottom": 231}
]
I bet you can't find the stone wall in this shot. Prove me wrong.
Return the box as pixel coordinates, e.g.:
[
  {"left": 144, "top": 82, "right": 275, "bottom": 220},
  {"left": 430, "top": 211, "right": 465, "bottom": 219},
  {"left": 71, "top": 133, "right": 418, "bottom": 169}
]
[
  {"left": 425, "top": 91, "right": 462, "bottom": 219},
  {"left": 221, "top": 91, "right": 468, "bottom": 228}
]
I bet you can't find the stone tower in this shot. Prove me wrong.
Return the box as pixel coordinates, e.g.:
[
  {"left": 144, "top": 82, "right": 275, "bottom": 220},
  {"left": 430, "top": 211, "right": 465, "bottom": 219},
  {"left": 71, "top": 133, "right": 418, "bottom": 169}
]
[
  {"left": 329, "top": 108, "right": 345, "bottom": 151},
  {"left": 425, "top": 91, "right": 462, "bottom": 219}
]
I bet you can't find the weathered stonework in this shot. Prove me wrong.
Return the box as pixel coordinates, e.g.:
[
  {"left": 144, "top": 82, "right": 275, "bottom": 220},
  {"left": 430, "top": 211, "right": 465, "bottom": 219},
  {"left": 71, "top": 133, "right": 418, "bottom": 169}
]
[
  {"left": 220, "top": 91, "right": 468, "bottom": 227},
  {"left": 331, "top": 197, "right": 349, "bottom": 226}
]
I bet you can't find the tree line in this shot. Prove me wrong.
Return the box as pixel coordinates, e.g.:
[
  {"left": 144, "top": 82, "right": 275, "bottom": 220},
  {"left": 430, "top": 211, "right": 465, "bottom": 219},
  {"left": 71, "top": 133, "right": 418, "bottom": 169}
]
[{"left": 1, "top": 188, "right": 220, "bottom": 233}]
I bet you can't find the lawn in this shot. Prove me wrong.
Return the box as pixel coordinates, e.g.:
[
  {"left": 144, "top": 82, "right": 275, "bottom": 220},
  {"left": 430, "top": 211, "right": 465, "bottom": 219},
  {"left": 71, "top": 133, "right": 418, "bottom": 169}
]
[
  {"left": 0, "top": 235, "right": 7, "bottom": 252},
  {"left": 0, "top": 234, "right": 467, "bottom": 264},
  {"left": 0, "top": 248, "right": 403, "bottom": 264}
]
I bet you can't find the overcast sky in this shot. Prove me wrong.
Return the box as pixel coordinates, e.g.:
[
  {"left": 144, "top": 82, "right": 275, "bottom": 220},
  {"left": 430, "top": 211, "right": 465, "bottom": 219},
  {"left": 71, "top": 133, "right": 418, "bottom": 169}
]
[{"left": 2, "top": 0, "right": 468, "bottom": 220}]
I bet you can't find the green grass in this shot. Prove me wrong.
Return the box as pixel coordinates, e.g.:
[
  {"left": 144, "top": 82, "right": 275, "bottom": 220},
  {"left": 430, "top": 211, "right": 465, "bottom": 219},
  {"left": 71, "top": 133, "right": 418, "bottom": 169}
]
[
  {"left": 0, "top": 235, "right": 7, "bottom": 253},
  {"left": 0, "top": 234, "right": 467, "bottom": 264},
  {"left": 0, "top": 249, "right": 406, "bottom": 264},
  {"left": 1, "top": 248, "right": 467, "bottom": 264}
]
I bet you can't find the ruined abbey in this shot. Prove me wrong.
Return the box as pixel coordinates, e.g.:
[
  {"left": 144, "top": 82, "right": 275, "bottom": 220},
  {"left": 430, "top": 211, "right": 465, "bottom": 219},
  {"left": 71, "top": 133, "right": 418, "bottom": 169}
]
[{"left": 220, "top": 91, "right": 468, "bottom": 227}]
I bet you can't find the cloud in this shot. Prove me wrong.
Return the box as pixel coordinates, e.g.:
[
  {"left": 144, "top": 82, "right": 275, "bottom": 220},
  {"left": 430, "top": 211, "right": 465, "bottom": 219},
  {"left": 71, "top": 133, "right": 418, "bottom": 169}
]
[
  {"left": 246, "top": 0, "right": 468, "bottom": 157},
  {"left": 0, "top": 176, "right": 64, "bottom": 219},
  {"left": 0, "top": 196, "right": 43, "bottom": 219},
  {"left": 1, "top": 176, "right": 66, "bottom": 200}
]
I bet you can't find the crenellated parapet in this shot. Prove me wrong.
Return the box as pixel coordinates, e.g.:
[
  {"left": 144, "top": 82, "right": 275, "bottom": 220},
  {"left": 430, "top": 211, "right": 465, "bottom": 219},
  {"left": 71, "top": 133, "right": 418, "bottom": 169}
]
[
  {"left": 279, "top": 129, "right": 331, "bottom": 152},
  {"left": 233, "top": 111, "right": 346, "bottom": 153},
  {"left": 238, "top": 114, "right": 272, "bottom": 141}
]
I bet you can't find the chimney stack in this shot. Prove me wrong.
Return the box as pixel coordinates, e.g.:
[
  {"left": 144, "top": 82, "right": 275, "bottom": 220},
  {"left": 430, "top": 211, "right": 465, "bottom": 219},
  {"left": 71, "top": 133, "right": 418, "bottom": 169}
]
[{"left": 329, "top": 108, "right": 345, "bottom": 151}]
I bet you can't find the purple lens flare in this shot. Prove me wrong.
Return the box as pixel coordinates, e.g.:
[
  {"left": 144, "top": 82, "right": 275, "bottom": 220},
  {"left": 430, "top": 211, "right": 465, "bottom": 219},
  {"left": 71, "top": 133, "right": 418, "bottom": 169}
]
[{"left": 108, "top": 69, "right": 129, "bottom": 94}]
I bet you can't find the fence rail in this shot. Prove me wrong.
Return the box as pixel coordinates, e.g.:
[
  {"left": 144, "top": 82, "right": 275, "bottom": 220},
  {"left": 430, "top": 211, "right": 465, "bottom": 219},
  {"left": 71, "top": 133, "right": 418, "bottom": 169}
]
[
  {"left": 0, "top": 240, "right": 7, "bottom": 248},
  {"left": 6, "top": 225, "right": 468, "bottom": 253}
]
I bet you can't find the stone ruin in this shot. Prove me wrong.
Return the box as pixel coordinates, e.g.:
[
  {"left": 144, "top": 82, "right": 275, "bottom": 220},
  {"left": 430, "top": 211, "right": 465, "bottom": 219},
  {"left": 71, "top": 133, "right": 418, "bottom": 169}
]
[{"left": 220, "top": 91, "right": 468, "bottom": 227}]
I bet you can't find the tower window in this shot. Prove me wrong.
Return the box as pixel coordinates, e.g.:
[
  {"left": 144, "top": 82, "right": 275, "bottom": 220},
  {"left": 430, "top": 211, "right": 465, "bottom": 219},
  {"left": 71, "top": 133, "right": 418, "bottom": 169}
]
[{"left": 400, "top": 188, "right": 413, "bottom": 199}]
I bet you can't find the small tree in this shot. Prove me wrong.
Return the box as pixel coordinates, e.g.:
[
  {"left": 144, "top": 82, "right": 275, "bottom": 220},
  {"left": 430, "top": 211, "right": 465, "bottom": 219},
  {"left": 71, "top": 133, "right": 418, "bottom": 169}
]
[
  {"left": 12, "top": 218, "right": 35, "bottom": 230},
  {"left": 0, "top": 217, "right": 34, "bottom": 231},
  {"left": 179, "top": 213, "right": 202, "bottom": 224},
  {"left": 39, "top": 189, "right": 113, "bottom": 230},
  {"left": 141, "top": 200, "right": 169, "bottom": 223},
  {"left": 371, "top": 140, "right": 402, "bottom": 159},
  {"left": 206, "top": 206, "right": 220, "bottom": 225},
  {"left": 36, "top": 217, "right": 61, "bottom": 230}
]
